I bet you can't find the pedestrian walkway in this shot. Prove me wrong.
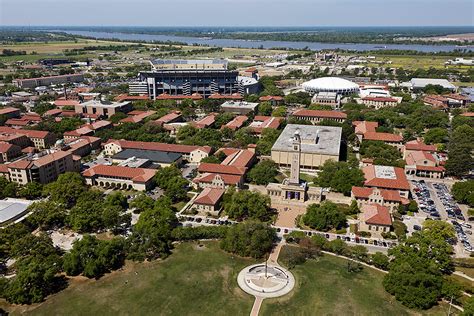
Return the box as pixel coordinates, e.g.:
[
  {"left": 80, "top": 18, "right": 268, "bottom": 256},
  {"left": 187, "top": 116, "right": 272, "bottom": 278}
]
[{"left": 247, "top": 240, "right": 287, "bottom": 316}]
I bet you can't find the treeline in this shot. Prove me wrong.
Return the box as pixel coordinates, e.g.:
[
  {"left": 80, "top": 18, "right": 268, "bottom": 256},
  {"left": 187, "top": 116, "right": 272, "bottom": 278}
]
[
  {"left": 1, "top": 49, "right": 27, "bottom": 56},
  {"left": 63, "top": 44, "right": 145, "bottom": 55}
]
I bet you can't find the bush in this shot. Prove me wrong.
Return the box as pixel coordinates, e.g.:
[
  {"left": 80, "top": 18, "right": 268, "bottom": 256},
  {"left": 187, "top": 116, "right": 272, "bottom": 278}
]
[
  {"left": 279, "top": 245, "right": 307, "bottom": 269},
  {"left": 284, "top": 231, "right": 306, "bottom": 243},
  {"left": 171, "top": 226, "right": 228, "bottom": 241}
]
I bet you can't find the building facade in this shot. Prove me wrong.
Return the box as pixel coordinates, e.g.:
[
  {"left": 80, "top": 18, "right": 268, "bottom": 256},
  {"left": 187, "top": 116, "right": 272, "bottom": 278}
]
[{"left": 139, "top": 59, "right": 241, "bottom": 99}]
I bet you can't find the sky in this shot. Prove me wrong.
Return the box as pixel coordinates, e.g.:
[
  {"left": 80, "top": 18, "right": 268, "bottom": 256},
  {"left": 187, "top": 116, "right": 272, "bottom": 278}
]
[{"left": 0, "top": 0, "right": 473, "bottom": 27}]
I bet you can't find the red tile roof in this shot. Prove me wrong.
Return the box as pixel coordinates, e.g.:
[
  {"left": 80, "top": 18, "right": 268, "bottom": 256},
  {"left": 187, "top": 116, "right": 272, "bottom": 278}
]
[
  {"left": 198, "top": 163, "right": 246, "bottom": 176},
  {"left": 193, "top": 173, "right": 242, "bottom": 186},
  {"left": 351, "top": 186, "right": 408, "bottom": 204},
  {"left": 120, "top": 110, "right": 156, "bottom": 124},
  {"left": 0, "top": 127, "right": 51, "bottom": 140},
  {"left": 208, "top": 93, "right": 243, "bottom": 100},
  {"left": 194, "top": 114, "right": 216, "bottom": 128},
  {"left": 404, "top": 139, "right": 437, "bottom": 152},
  {"left": 362, "top": 96, "right": 398, "bottom": 102},
  {"left": 361, "top": 204, "right": 392, "bottom": 226},
  {"left": 0, "top": 142, "right": 15, "bottom": 153},
  {"left": 219, "top": 148, "right": 255, "bottom": 168},
  {"left": 0, "top": 107, "right": 20, "bottom": 116},
  {"left": 155, "top": 93, "right": 203, "bottom": 100},
  {"left": 363, "top": 132, "right": 402, "bottom": 142},
  {"left": 353, "top": 121, "right": 378, "bottom": 134},
  {"left": 54, "top": 99, "right": 80, "bottom": 107},
  {"left": 259, "top": 95, "right": 284, "bottom": 102},
  {"left": 0, "top": 164, "right": 8, "bottom": 173},
  {"left": 194, "top": 187, "right": 225, "bottom": 206},
  {"left": 114, "top": 94, "right": 149, "bottom": 102},
  {"left": 249, "top": 116, "right": 281, "bottom": 133},
  {"left": 44, "top": 109, "right": 63, "bottom": 117},
  {"left": 292, "top": 109, "right": 347, "bottom": 119},
  {"left": 154, "top": 111, "right": 182, "bottom": 125},
  {"left": 108, "top": 139, "right": 212, "bottom": 154},
  {"left": 222, "top": 115, "right": 248, "bottom": 130},
  {"left": 405, "top": 150, "right": 437, "bottom": 166},
  {"left": 363, "top": 165, "right": 410, "bottom": 191},
  {"left": 5, "top": 118, "right": 31, "bottom": 126},
  {"left": 415, "top": 165, "right": 445, "bottom": 172},
  {"left": 82, "top": 164, "right": 155, "bottom": 183}
]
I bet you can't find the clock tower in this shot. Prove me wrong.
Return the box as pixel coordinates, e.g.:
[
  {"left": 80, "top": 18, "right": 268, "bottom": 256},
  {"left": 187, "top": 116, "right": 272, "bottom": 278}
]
[{"left": 289, "top": 130, "right": 301, "bottom": 185}]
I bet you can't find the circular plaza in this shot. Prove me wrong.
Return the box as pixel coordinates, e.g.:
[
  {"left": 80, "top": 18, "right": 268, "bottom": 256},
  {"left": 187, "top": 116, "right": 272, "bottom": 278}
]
[{"left": 237, "top": 263, "right": 295, "bottom": 298}]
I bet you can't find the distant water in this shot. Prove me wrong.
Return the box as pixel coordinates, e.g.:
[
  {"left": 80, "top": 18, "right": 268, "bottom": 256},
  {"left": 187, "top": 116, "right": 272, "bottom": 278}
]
[{"left": 56, "top": 30, "right": 473, "bottom": 52}]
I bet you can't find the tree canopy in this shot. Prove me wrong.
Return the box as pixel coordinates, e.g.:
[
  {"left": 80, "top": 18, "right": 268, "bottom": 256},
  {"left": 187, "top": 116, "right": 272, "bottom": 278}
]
[
  {"left": 247, "top": 160, "right": 279, "bottom": 185},
  {"left": 220, "top": 221, "right": 276, "bottom": 258},
  {"left": 314, "top": 161, "right": 365, "bottom": 195},
  {"left": 223, "top": 189, "right": 273, "bottom": 222},
  {"left": 302, "top": 201, "right": 347, "bottom": 231}
]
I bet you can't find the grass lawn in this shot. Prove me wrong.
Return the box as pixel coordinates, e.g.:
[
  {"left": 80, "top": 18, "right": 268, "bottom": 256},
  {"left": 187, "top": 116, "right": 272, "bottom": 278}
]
[
  {"left": 260, "top": 246, "right": 454, "bottom": 316},
  {"left": 2, "top": 241, "right": 255, "bottom": 316}
]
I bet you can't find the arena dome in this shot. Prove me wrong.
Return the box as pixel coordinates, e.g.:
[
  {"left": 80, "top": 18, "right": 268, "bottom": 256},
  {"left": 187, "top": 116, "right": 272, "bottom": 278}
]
[{"left": 302, "top": 77, "right": 359, "bottom": 95}]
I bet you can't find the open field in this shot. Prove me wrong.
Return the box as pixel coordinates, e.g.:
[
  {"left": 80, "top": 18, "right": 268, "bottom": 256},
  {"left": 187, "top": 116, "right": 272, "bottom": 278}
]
[
  {"left": 363, "top": 54, "right": 473, "bottom": 72},
  {"left": 260, "top": 246, "right": 456, "bottom": 316},
  {"left": 0, "top": 40, "right": 134, "bottom": 54},
  {"left": 0, "top": 242, "right": 462, "bottom": 315},
  {"left": 0, "top": 242, "right": 255, "bottom": 316}
]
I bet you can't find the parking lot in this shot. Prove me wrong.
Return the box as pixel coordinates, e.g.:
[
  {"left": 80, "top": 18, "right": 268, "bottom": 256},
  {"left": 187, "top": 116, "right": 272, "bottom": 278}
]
[{"left": 411, "top": 180, "right": 473, "bottom": 256}]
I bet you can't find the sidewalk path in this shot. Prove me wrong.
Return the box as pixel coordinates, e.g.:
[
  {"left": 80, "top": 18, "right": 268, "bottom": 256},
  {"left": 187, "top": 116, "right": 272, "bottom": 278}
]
[
  {"left": 250, "top": 297, "right": 263, "bottom": 316},
  {"left": 249, "top": 240, "right": 285, "bottom": 316}
]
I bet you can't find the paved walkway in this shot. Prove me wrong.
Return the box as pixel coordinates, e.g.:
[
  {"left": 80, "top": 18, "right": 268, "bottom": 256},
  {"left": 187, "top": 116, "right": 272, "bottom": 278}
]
[
  {"left": 250, "top": 297, "right": 263, "bottom": 316},
  {"left": 453, "top": 271, "right": 474, "bottom": 282},
  {"left": 248, "top": 240, "right": 286, "bottom": 316}
]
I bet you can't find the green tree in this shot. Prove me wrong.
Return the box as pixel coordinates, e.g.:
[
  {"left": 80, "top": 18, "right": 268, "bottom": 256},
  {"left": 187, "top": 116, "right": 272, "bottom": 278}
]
[
  {"left": 451, "top": 180, "right": 474, "bottom": 207},
  {"left": 383, "top": 223, "right": 455, "bottom": 309},
  {"left": 17, "top": 181, "right": 43, "bottom": 199},
  {"left": 224, "top": 190, "right": 273, "bottom": 221},
  {"left": 446, "top": 125, "right": 474, "bottom": 177},
  {"left": 272, "top": 106, "right": 286, "bottom": 117},
  {"left": 43, "top": 172, "right": 86, "bottom": 208},
  {"left": 424, "top": 127, "right": 448, "bottom": 144},
  {"left": 27, "top": 201, "right": 67, "bottom": 230},
  {"left": 247, "top": 160, "right": 279, "bottom": 185},
  {"left": 315, "top": 161, "right": 364, "bottom": 195},
  {"left": 256, "top": 128, "right": 281, "bottom": 155},
  {"left": 126, "top": 200, "right": 178, "bottom": 261},
  {"left": 371, "top": 252, "right": 390, "bottom": 270},
  {"left": 258, "top": 101, "right": 273, "bottom": 116},
  {"left": 303, "top": 201, "right": 347, "bottom": 231},
  {"left": 63, "top": 235, "right": 126, "bottom": 278},
  {"left": 108, "top": 112, "right": 128, "bottom": 124},
  {"left": 130, "top": 193, "right": 155, "bottom": 213},
  {"left": 462, "top": 296, "right": 474, "bottom": 316},
  {"left": 220, "top": 221, "right": 276, "bottom": 258}
]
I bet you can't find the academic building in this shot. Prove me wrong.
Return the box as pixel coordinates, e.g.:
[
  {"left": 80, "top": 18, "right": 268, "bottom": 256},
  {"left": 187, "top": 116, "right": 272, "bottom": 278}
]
[{"left": 271, "top": 124, "right": 342, "bottom": 170}]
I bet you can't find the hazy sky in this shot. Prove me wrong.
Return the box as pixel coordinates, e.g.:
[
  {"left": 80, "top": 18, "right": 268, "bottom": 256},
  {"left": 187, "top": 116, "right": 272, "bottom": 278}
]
[{"left": 1, "top": 0, "right": 473, "bottom": 27}]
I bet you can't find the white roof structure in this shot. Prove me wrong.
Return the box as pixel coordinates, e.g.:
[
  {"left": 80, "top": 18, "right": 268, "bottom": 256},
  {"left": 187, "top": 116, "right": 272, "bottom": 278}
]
[
  {"left": 302, "top": 77, "right": 359, "bottom": 95},
  {"left": 409, "top": 78, "right": 456, "bottom": 90},
  {"left": 374, "top": 165, "right": 396, "bottom": 179},
  {"left": 0, "top": 199, "right": 33, "bottom": 226},
  {"left": 272, "top": 124, "right": 342, "bottom": 157}
]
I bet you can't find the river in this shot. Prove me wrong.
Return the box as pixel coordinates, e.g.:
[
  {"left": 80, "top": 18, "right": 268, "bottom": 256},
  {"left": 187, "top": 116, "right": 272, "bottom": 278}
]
[{"left": 56, "top": 30, "right": 472, "bottom": 53}]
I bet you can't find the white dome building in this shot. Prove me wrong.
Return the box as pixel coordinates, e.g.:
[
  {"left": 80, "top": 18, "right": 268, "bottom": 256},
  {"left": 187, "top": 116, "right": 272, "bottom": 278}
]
[{"left": 302, "top": 77, "right": 359, "bottom": 95}]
